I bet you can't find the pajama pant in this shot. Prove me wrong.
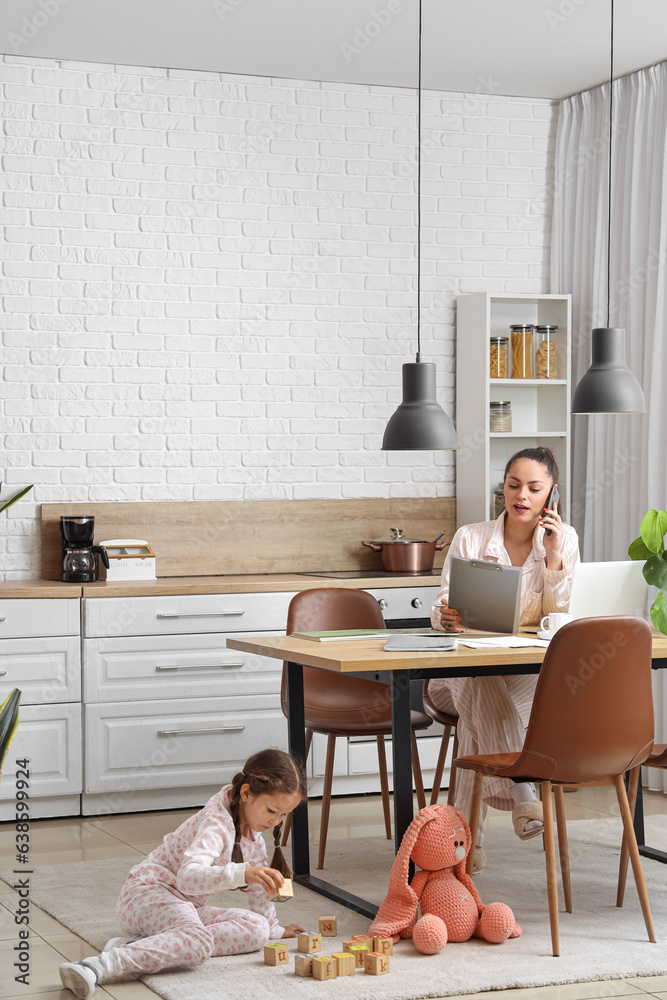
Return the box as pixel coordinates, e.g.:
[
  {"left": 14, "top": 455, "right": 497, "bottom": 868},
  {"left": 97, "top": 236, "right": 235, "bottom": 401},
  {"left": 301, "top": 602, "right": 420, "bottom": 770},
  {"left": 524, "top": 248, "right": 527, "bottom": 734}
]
[
  {"left": 111, "top": 874, "right": 271, "bottom": 975},
  {"left": 427, "top": 673, "right": 538, "bottom": 845}
]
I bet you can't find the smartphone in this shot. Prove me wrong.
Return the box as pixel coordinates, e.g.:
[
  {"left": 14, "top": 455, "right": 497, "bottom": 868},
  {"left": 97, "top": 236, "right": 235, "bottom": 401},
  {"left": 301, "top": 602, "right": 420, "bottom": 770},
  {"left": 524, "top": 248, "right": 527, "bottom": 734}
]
[{"left": 544, "top": 485, "right": 560, "bottom": 536}]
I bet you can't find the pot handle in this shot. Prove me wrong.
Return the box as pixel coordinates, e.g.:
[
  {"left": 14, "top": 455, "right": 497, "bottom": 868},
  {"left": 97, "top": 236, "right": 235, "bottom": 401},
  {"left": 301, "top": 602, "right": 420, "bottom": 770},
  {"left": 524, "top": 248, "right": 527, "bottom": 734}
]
[
  {"left": 361, "top": 540, "right": 382, "bottom": 552},
  {"left": 435, "top": 539, "right": 451, "bottom": 552}
]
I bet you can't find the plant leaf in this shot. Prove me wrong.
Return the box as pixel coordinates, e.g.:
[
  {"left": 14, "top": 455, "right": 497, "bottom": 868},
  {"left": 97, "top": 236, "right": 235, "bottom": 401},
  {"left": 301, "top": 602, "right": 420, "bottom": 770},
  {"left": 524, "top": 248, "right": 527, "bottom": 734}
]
[
  {"left": 0, "top": 484, "right": 34, "bottom": 514},
  {"left": 628, "top": 536, "right": 653, "bottom": 560},
  {"left": 650, "top": 590, "right": 667, "bottom": 637},
  {"left": 643, "top": 553, "right": 667, "bottom": 590},
  {"left": 640, "top": 509, "right": 667, "bottom": 555},
  {"left": 0, "top": 688, "right": 21, "bottom": 778}
]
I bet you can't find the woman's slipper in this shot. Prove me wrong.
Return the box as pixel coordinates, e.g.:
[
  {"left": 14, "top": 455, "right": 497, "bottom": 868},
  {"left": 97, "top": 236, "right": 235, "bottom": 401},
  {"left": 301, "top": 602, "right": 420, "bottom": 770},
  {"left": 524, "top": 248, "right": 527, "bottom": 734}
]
[
  {"left": 472, "top": 847, "right": 487, "bottom": 874},
  {"left": 512, "top": 801, "right": 544, "bottom": 841}
]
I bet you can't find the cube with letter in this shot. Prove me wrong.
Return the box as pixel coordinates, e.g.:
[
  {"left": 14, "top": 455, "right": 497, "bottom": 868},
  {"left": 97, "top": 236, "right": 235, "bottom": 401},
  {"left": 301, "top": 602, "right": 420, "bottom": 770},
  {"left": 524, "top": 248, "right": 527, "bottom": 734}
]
[
  {"left": 312, "top": 956, "right": 337, "bottom": 981},
  {"left": 333, "top": 952, "right": 355, "bottom": 976},
  {"left": 297, "top": 932, "right": 322, "bottom": 954},
  {"left": 263, "top": 942, "right": 288, "bottom": 966},
  {"left": 364, "top": 951, "right": 390, "bottom": 975},
  {"left": 373, "top": 935, "right": 393, "bottom": 955},
  {"left": 346, "top": 943, "right": 370, "bottom": 969},
  {"left": 271, "top": 878, "right": 293, "bottom": 903},
  {"left": 319, "top": 915, "right": 337, "bottom": 937},
  {"left": 294, "top": 955, "right": 313, "bottom": 977}
]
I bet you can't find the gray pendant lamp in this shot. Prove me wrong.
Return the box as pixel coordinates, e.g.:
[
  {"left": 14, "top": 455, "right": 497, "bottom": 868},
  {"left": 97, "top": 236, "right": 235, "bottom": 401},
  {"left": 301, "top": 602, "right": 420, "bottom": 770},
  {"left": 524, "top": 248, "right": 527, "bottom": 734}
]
[
  {"left": 571, "top": 0, "right": 645, "bottom": 415},
  {"left": 382, "top": 0, "right": 458, "bottom": 450}
]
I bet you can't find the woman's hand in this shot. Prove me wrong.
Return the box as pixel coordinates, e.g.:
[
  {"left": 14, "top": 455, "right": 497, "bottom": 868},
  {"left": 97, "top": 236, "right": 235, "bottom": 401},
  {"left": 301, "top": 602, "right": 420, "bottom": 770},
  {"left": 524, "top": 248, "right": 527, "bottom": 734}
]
[
  {"left": 245, "top": 865, "right": 284, "bottom": 896},
  {"left": 433, "top": 599, "right": 465, "bottom": 633},
  {"left": 282, "top": 924, "right": 305, "bottom": 939},
  {"left": 540, "top": 499, "right": 564, "bottom": 570}
]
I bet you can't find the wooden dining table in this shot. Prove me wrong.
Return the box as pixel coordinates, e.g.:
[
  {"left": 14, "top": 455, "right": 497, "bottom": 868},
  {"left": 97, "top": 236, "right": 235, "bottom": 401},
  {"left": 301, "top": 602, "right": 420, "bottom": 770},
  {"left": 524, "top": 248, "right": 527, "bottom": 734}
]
[{"left": 227, "top": 629, "right": 667, "bottom": 918}]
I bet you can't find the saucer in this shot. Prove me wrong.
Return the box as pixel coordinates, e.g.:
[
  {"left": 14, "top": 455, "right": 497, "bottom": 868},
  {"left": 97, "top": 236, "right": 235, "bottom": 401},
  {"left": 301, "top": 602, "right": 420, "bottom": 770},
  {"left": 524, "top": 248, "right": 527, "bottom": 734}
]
[{"left": 537, "top": 629, "right": 555, "bottom": 640}]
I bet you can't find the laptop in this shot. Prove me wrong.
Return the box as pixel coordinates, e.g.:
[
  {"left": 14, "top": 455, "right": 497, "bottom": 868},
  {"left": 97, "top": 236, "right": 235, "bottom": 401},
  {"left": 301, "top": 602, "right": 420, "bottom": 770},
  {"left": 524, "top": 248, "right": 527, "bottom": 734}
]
[
  {"left": 448, "top": 556, "right": 522, "bottom": 634},
  {"left": 568, "top": 560, "right": 650, "bottom": 619}
]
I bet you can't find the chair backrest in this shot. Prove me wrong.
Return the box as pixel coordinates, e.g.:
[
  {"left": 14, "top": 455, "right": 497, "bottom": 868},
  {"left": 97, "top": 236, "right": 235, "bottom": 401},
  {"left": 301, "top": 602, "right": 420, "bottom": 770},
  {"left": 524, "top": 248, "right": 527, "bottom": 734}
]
[
  {"left": 516, "top": 616, "right": 654, "bottom": 782},
  {"left": 280, "top": 588, "right": 386, "bottom": 717}
]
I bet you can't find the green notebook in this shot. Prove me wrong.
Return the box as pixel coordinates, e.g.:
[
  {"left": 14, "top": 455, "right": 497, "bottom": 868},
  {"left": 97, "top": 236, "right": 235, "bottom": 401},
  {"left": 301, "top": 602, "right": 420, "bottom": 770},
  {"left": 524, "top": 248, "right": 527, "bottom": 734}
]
[{"left": 291, "top": 629, "right": 395, "bottom": 642}]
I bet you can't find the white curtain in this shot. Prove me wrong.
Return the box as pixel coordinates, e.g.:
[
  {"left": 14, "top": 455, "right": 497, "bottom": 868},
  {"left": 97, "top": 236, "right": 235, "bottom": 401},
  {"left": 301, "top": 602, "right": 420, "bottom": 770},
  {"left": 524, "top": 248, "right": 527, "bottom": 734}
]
[{"left": 551, "top": 62, "right": 667, "bottom": 792}]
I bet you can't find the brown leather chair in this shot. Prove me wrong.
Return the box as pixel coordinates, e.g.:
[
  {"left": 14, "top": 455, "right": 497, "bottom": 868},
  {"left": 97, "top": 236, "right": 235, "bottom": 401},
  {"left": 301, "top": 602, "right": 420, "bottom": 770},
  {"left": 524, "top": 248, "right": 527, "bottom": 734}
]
[
  {"left": 422, "top": 682, "right": 459, "bottom": 806},
  {"left": 280, "top": 588, "right": 432, "bottom": 869},
  {"left": 617, "top": 742, "right": 667, "bottom": 906},
  {"left": 452, "top": 616, "right": 656, "bottom": 956}
]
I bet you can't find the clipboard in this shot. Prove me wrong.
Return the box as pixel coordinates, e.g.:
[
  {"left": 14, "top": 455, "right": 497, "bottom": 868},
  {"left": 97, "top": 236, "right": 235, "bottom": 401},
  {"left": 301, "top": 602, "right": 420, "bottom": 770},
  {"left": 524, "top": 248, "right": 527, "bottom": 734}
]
[{"left": 448, "top": 556, "right": 522, "bottom": 634}]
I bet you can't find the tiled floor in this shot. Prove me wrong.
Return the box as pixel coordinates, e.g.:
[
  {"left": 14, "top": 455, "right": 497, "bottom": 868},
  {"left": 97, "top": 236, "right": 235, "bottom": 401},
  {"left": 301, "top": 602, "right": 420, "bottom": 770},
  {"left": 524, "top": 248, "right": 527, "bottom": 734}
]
[{"left": 1, "top": 786, "right": 666, "bottom": 1000}]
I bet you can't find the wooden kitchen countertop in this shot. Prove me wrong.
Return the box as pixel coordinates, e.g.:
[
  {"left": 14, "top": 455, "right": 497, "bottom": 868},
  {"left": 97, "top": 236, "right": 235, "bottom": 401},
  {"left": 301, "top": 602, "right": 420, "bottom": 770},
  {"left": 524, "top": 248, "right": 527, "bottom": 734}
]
[{"left": 0, "top": 573, "right": 442, "bottom": 599}]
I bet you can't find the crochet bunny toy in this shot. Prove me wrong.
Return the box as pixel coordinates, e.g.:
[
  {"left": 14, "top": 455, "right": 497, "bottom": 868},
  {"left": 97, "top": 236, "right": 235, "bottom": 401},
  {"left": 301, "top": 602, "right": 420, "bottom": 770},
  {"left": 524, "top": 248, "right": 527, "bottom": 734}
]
[{"left": 370, "top": 804, "right": 521, "bottom": 954}]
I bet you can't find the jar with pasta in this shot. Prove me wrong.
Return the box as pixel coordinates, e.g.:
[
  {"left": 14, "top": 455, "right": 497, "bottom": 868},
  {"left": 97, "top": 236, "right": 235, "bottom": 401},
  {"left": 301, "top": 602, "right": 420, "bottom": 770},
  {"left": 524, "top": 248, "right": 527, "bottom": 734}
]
[
  {"left": 510, "top": 324, "right": 533, "bottom": 379},
  {"left": 489, "top": 337, "right": 509, "bottom": 378},
  {"left": 534, "top": 325, "right": 559, "bottom": 379}
]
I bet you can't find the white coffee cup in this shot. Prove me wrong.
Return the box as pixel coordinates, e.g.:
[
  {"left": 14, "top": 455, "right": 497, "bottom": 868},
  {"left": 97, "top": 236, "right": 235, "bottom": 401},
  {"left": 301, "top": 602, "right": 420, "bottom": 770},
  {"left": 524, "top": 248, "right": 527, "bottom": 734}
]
[{"left": 540, "top": 612, "right": 573, "bottom": 635}]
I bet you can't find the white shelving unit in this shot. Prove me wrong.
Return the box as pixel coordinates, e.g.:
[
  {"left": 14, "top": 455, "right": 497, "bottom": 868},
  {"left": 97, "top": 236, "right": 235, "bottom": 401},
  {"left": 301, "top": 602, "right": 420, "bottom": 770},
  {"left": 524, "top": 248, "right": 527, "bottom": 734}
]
[{"left": 456, "top": 293, "right": 571, "bottom": 527}]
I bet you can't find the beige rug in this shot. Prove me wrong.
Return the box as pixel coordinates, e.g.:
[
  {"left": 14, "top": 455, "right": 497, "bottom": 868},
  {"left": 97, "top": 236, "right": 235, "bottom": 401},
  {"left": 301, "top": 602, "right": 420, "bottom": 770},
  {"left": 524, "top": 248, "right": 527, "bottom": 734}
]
[{"left": 3, "top": 816, "right": 667, "bottom": 1000}]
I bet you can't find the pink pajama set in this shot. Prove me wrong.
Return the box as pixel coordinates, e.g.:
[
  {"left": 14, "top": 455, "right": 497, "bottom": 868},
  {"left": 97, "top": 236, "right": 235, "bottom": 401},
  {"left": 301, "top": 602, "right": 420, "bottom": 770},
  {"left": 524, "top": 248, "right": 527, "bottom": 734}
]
[
  {"left": 109, "top": 786, "right": 284, "bottom": 976},
  {"left": 427, "top": 512, "right": 580, "bottom": 844}
]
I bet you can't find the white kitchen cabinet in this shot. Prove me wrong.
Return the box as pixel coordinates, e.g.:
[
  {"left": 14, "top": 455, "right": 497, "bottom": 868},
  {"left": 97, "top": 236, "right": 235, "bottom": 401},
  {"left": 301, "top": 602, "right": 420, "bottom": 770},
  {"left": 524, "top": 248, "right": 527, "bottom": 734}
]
[
  {"left": 0, "top": 599, "right": 82, "bottom": 820},
  {"left": 456, "top": 293, "right": 572, "bottom": 526},
  {"left": 0, "top": 703, "right": 82, "bottom": 821}
]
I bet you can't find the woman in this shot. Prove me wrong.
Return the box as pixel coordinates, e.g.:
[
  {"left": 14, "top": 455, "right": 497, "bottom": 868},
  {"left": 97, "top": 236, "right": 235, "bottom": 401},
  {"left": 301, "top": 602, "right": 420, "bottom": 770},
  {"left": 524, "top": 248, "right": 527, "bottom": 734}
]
[{"left": 428, "top": 447, "right": 580, "bottom": 872}]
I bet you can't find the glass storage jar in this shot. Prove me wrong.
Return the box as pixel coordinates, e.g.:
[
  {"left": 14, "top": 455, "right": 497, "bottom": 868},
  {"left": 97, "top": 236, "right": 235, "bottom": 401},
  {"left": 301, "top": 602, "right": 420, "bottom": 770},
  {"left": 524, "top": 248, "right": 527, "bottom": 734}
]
[
  {"left": 490, "top": 336, "right": 509, "bottom": 378},
  {"left": 489, "top": 400, "right": 512, "bottom": 433},
  {"left": 510, "top": 324, "right": 533, "bottom": 378},
  {"left": 493, "top": 483, "right": 506, "bottom": 519},
  {"left": 534, "top": 325, "right": 558, "bottom": 379}
]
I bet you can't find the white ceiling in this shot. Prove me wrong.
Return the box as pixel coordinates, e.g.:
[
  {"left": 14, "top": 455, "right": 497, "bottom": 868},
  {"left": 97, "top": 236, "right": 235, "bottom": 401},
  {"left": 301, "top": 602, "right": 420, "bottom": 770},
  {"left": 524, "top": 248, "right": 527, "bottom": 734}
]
[{"left": 0, "top": 0, "right": 665, "bottom": 99}]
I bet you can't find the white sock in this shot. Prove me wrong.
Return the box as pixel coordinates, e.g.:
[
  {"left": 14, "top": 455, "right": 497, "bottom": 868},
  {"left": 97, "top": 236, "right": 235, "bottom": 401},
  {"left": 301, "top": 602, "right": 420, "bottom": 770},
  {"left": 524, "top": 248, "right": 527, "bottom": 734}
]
[{"left": 510, "top": 782, "right": 543, "bottom": 833}]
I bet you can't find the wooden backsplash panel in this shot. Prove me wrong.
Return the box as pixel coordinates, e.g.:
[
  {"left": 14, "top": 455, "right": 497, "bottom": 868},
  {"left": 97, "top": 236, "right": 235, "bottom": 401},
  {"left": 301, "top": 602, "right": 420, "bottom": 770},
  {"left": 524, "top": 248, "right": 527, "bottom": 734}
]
[{"left": 41, "top": 498, "right": 456, "bottom": 579}]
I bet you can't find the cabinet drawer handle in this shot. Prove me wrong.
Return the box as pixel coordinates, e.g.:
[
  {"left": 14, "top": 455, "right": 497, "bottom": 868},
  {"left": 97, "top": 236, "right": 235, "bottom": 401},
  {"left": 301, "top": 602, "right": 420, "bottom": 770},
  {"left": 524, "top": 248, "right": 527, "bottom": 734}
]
[
  {"left": 155, "top": 662, "right": 244, "bottom": 672},
  {"left": 157, "top": 726, "right": 246, "bottom": 737},
  {"left": 156, "top": 611, "right": 245, "bottom": 619},
  {"left": 0, "top": 617, "right": 5, "bottom": 622},
  {"left": 0, "top": 670, "right": 6, "bottom": 676}
]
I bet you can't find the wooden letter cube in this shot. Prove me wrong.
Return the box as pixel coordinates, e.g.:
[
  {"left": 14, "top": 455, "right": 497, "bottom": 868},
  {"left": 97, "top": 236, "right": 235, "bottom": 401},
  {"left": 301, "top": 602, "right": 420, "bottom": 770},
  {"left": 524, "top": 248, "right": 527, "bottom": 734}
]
[
  {"left": 364, "top": 951, "right": 390, "bottom": 976},
  {"left": 264, "top": 942, "right": 289, "bottom": 966},
  {"left": 346, "top": 943, "right": 370, "bottom": 969},
  {"left": 351, "top": 933, "right": 375, "bottom": 943},
  {"left": 333, "top": 952, "right": 355, "bottom": 976},
  {"left": 294, "top": 955, "right": 313, "bottom": 977},
  {"left": 271, "top": 878, "right": 294, "bottom": 903},
  {"left": 297, "top": 932, "right": 322, "bottom": 954},
  {"left": 319, "top": 915, "right": 337, "bottom": 937},
  {"left": 312, "top": 956, "right": 337, "bottom": 981},
  {"left": 373, "top": 935, "right": 394, "bottom": 955}
]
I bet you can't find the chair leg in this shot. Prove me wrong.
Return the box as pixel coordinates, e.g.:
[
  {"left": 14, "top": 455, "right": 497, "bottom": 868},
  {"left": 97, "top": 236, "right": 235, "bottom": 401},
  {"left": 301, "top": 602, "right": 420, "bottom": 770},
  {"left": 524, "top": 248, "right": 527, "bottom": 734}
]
[
  {"left": 317, "top": 735, "right": 336, "bottom": 870},
  {"left": 616, "top": 765, "right": 640, "bottom": 908},
  {"left": 553, "top": 784, "right": 572, "bottom": 913},
  {"left": 376, "top": 735, "right": 392, "bottom": 839},
  {"left": 429, "top": 725, "right": 452, "bottom": 806},
  {"left": 282, "top": 729, "right": 313, "bottom": 847},
  {"left": 612, "top": 772, "right": 655, "bottom": 943},
  {"left": 466, "top": 771, "right": 483, "bottom": 875},
  {"left": 411, "top": 731, "right": 427, "bottom": 811},
  {"left": 447, "top": 731, "right": 459, "bottom": 807},
  {"left": 542, "top": 780, "right": 560, "bottom": 957}
]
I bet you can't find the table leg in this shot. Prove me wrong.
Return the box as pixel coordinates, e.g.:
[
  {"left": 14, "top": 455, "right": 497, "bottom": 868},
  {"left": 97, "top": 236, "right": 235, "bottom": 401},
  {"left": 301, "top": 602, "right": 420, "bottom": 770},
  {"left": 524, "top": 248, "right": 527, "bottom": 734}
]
[
  {"left": 285, "top": 660, "right": 378, "bottom": 918},
  {"left": 633, "top": 766, "right": 667, "bottom": 864},
  {"left": 391, "top": 669, "right": 415, "bottom": 853}
]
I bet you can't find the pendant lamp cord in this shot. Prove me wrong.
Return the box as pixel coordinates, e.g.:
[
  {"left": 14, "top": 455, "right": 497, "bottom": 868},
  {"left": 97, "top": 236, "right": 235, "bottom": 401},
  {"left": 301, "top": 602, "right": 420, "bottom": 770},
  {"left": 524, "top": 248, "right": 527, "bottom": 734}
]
[
  {"left": 416, "top": 0, "right": 422, "bottom": 362},
  {"left": 606, "top": 0, "right": 613, "bottom": 327}
]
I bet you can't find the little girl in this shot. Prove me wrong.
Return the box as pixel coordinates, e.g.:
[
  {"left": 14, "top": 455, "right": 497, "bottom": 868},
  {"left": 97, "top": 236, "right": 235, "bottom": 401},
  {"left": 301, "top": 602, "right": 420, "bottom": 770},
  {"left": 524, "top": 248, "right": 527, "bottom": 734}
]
[{"left": 60, "top": 748, "right": 306, "bottom": 998}]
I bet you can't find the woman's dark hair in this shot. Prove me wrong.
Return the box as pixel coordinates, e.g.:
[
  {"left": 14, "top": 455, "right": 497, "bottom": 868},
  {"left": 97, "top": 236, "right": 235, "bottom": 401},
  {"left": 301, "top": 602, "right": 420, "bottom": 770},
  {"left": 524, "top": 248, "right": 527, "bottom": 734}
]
[
  {"left": 228, "top": 748, "right": 307, "bottom": 885},
  {"left": 504, "top": 447, "right": 560, "bottom": 513}
]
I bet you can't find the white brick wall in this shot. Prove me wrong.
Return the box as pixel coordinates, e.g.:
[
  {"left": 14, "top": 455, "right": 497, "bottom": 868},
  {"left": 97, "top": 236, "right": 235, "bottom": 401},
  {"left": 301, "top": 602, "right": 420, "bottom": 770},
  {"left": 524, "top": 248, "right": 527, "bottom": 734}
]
[{"left": 0, "top": 55, "right": 557, "bottom": 578}]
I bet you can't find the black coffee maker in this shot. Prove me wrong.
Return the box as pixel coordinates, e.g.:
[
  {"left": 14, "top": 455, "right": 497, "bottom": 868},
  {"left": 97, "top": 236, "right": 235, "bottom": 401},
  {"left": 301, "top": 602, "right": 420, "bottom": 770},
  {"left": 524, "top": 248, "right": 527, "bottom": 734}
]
[{"left": 60, "top": 515, "right": 110, "bottom": 582}]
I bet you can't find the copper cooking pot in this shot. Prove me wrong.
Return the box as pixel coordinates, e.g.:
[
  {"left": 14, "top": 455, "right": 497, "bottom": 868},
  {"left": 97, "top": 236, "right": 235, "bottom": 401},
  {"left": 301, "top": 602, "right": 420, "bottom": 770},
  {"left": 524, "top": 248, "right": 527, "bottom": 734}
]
[{"left": 361, "top": 527, "right": 449, "bottom": 573}]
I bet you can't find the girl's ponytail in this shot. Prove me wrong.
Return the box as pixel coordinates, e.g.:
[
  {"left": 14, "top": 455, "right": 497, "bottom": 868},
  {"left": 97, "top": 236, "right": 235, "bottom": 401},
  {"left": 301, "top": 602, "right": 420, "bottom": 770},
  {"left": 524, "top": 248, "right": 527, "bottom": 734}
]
[{"left": 270, "top": 821, "right": 292, "bottom": 878}]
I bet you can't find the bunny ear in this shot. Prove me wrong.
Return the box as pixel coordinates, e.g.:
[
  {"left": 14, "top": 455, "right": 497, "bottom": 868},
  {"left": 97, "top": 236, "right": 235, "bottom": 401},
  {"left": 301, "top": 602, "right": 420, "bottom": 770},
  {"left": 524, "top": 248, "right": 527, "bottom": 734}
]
[{"left": 370, "top": 805, "right": 441, "bottom": 938}]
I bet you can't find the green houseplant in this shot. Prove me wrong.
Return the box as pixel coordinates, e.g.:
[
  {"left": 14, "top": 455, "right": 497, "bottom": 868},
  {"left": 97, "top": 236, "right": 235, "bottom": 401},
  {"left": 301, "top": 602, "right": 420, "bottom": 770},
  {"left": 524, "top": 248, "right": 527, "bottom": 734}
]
[
  {"left": 0, "top": 688, "right": 21, "bottom": 780},
  {"left": 0, "top": 483, "right": 33, "bottom": 514},
  {"left": 628, "top": 508, "right": 667, "bottom": 635}
]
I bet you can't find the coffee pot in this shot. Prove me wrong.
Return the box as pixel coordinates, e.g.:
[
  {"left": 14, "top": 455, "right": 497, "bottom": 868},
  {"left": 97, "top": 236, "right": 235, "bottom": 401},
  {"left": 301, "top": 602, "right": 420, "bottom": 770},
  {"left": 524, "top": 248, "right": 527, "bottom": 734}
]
[{"left": 60, "top": 515, "right": 110, "bottom": 583}]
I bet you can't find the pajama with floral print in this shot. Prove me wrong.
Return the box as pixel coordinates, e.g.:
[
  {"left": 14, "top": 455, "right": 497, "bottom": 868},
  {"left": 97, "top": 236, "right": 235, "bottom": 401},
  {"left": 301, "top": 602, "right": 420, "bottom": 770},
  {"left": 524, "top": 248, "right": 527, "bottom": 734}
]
[{"left": 109, "top": 786, "right": 284, "bottom": 976}]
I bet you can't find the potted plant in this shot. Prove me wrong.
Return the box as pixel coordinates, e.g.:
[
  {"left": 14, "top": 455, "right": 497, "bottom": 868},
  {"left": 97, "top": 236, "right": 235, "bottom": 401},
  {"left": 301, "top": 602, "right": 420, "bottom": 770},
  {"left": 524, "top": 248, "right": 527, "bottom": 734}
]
[
  {"left": 0, "top": 483, "right": 34, "bottom": 514},
  {"left": 628, "top": 508, "right": 667, "bottom": 635},
  {"left": 0, "top": 688, "right": 21, "bottom": 780}
]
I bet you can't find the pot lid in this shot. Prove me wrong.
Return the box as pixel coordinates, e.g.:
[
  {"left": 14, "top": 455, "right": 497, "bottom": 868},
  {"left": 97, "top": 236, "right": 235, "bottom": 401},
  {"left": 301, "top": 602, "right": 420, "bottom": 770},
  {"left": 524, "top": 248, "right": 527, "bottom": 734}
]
[{"left": 370, "top": 527, "right": 429, "bottom": 545}]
